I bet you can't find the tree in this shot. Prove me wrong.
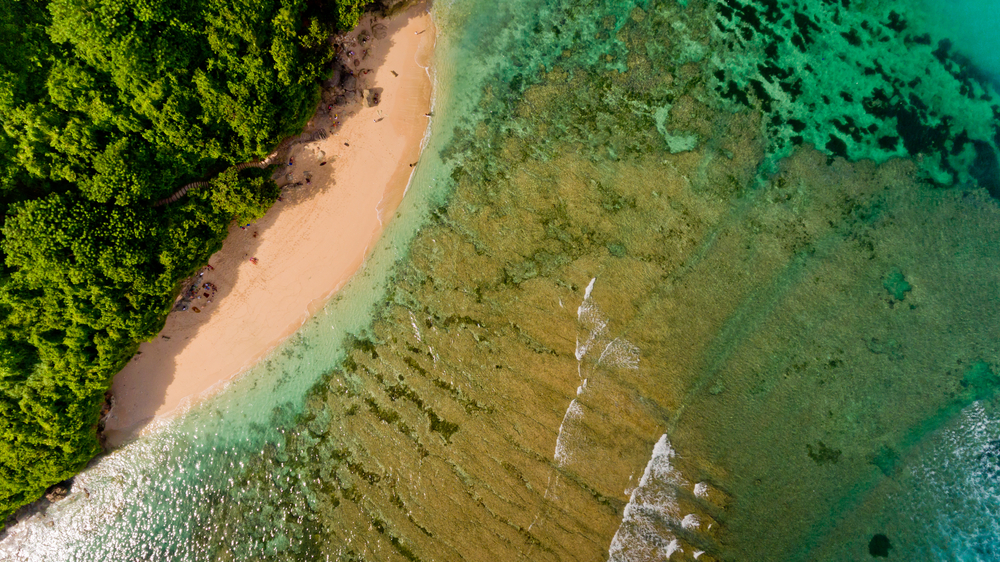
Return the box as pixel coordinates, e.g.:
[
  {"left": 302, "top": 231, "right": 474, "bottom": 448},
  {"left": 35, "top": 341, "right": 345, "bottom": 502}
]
[{"left": 0, "top": 0, "right": 347, "bottom": 520}]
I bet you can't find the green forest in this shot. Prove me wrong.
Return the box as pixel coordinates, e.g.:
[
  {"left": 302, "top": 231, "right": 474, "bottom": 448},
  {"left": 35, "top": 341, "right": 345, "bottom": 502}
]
[{"left": 0, "top": 0, "right": 373, "bottom": 521}]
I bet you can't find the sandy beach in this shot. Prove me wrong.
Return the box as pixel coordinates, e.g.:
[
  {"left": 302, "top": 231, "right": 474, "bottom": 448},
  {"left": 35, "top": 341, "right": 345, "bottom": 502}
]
[{"left": 102, "top": 4, "right": 435, "bottom": 447}]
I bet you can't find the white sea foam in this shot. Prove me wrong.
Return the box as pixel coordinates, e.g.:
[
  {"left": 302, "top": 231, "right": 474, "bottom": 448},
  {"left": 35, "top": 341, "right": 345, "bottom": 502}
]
[
  {"left": 554, "top": 279, "right": 641, "bottom": 466},
  {"left": 409, "top": 311, "right": 423, "bottom": 343},
  {"left": 596, "top": 337, "right": 641, "bottom": 370},
  {"left": 554, "top": 399, "right": 584, "bottom": 466},
  {"left": 574, "top": 278, "right": 639, "bottom": 378},
  {"left": 583, "top": 277, "right": 596, "bottom": 301},
  {"left": 607, "top": 434, "right": 693, "bottom": 562}
]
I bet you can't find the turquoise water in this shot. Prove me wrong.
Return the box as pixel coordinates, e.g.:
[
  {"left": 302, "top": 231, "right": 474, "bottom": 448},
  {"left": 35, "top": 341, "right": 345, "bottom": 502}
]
[
  {"left": 920, "top": 0, "right": 1000, "bottom": 82},
  {"left": 3, "top": 0, "right": 1000, "bottom": 560}
]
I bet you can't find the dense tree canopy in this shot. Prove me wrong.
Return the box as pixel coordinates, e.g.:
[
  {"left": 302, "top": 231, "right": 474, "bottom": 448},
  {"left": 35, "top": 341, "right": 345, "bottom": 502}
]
[{"left": 0, "top": 0, "right": 372, "bottom": 520}]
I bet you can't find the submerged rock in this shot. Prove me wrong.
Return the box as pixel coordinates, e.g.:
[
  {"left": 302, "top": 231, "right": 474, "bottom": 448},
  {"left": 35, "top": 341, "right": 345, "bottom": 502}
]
[{"left": 868, "top": 534, "right": 892, "bottom": 557}]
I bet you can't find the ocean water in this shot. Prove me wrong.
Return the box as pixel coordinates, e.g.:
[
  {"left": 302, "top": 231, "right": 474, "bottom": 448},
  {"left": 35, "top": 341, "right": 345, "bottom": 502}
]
[
  {"left": 919, "top": 0, "right": 1000, "bottom": 83},
  {"left": 3, "top": 0, "right": 1000, "bottom": 560}
]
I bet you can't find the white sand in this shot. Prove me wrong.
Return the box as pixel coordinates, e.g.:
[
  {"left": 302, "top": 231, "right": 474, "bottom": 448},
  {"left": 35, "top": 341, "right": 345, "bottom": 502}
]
[{"left": 103, "top": 4, "right": 435, "bottom": 446}]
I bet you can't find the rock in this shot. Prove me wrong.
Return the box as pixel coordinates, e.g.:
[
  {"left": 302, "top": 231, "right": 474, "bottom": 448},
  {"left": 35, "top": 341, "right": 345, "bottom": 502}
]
[
  {"left": 373, "top": 23, "right": 388, "bottom": 40},
  {"left": 868, "top": 534, "right": 892, "bottom": 558},
  {"left": 341, "top": 74, "right": 357, "bottom": 91},
  {"left": 45, "top": 480, "right": 72, "bottom": 502},
  {"left": 334, "top": 95, "right": 348, "bottom": 106}
]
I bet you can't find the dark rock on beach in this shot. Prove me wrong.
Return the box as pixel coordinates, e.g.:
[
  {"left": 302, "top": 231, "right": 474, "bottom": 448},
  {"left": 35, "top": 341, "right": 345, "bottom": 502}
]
[{"left": 44, "top": 480, "right": 72, "bottom": 503}]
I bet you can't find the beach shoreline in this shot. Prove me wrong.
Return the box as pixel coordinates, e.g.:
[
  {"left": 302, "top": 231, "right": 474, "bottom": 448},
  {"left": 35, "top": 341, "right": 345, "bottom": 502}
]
[{"left": 101, "top": 3, "right": 436, "bottom": 448}]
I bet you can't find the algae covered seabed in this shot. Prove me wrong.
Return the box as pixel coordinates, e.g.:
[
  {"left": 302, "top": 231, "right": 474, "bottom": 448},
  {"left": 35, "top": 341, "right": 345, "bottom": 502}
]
[
  {"left": 7, "top": 0, "right": 1000, "bottom": 560},
  {"left": 250, "top": 0, "right": 1000, "bottom": 558}
]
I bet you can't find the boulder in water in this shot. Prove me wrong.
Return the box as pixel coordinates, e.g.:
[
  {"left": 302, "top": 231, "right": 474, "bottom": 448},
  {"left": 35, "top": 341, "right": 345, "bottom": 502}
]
[
  {"left": 45, "top": 479, "right": 72, "bottom": 502},
  {"left": 868, "top": 534, "right": 892, "bottom": 558}
]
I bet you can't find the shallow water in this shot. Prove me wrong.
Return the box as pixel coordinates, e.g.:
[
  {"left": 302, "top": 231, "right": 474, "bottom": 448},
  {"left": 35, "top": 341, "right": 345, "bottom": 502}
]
[{"left": 4, "top": 0, "right": 1000, "bottom": 560}]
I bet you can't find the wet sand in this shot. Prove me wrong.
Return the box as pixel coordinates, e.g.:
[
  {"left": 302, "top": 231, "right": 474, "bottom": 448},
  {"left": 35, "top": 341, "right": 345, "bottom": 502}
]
[{"left": 103, "top": 4, "right": 436, "bottom": 447}]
